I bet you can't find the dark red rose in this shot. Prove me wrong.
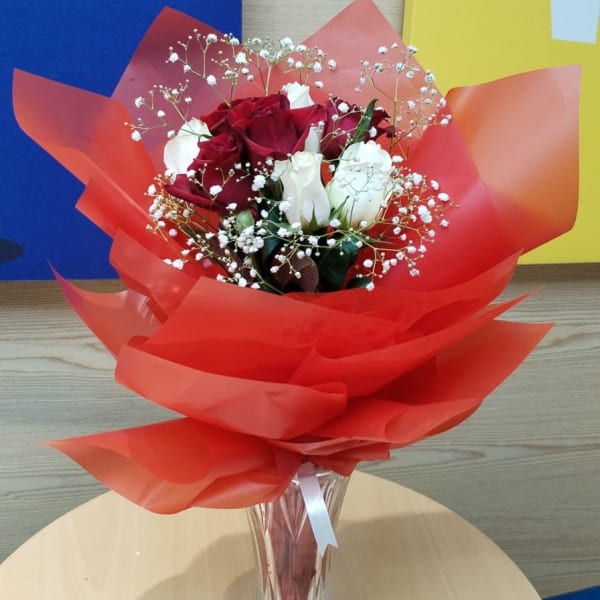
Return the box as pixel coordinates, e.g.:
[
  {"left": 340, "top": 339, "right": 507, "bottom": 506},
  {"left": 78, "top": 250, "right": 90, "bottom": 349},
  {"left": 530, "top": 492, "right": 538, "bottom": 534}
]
[
  {"left": 165, "top": 132, "right": 253, "bottom": 210},
  {"left": 228, "top": 94, "right": 290, "bottom": 128},
  {"left": 165, "top": 94, "right": 328, "bottom": 207},
  {"left": 202, "top": 94, "right": 289, "bottom": 135},
  {"left": 241, "top": 103, "right": 327, "bottom": 163},
  {"left": 321, "top": 98, "right": 390, "bottom": 160}
]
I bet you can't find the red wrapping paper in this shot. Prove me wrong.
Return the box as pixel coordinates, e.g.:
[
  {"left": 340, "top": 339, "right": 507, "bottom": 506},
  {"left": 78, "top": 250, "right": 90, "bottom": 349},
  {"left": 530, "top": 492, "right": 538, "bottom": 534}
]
[{"left": 13, "top": 0, "right": 579, "bottom": 512}]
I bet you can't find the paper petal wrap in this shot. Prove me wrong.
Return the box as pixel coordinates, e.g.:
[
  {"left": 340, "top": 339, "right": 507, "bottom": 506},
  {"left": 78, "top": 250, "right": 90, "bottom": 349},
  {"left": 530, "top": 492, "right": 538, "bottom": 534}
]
[{"left": 13, "top": 0, "right": 579, "bottom": 512}]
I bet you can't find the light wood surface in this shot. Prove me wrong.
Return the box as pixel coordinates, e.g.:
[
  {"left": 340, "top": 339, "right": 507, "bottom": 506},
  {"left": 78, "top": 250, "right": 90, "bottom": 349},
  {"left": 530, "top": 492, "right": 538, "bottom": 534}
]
[
  {"left": 243, "top": 0, "right": 404, "bottom": 42},
  {"left": 0, "top": 471, "right": 541, "bottom": 599}
]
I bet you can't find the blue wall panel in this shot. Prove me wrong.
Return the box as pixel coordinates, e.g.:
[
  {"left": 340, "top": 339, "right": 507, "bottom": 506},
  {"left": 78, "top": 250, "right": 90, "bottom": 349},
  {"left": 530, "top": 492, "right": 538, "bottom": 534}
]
[{"left": 0, "top": 1, "right": 241, "bottom": 279}]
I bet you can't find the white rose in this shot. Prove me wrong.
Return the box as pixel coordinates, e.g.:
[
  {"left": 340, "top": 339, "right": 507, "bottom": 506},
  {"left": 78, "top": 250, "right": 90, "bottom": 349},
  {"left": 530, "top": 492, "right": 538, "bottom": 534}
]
[
  {"left": 326, "top": 141, "right": 393, "bottom": 227},
  {"left": 303, "top": 125, "right": 322, "bottom": 154},
  {"left": 282, "top": 82, "right": 314, "bottom": 108},
  {"left": 278, "top": 151, "right": 330, "bottom": 231},
  {"left": 163, "top": 118, "right": 211, "bottom": 174}
]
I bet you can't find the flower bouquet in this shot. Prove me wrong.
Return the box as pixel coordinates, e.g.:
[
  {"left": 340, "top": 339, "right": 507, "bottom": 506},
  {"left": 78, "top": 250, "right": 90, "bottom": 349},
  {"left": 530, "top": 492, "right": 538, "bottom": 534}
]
[{"left": 13, "top": 0, "right": 579, "bottom": 598}]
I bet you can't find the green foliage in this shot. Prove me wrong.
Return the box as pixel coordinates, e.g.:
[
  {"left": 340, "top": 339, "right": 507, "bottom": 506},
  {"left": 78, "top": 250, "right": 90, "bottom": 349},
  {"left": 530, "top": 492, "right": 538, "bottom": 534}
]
[
  {"left": 317, "top": 235, "right": 362, "bottom": 291},
  {"left": 350, "top": 98, "right": 377, "bottom": 146},
  {"left": 235, "top": 209, "right": 254, "bottom": 231}
]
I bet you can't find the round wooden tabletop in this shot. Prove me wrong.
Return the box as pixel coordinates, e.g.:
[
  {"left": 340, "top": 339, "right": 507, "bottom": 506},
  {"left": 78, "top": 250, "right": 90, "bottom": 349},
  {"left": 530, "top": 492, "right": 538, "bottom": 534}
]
[{"left": 0, "top": 471, "right": 540, "bottom": 599}]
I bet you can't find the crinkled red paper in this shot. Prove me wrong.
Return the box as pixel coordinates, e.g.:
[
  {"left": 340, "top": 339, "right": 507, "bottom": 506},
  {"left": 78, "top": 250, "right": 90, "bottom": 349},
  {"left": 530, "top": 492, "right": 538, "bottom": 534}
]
[{"left": 13, "top": 0, "right": 579, "bottom": 512}]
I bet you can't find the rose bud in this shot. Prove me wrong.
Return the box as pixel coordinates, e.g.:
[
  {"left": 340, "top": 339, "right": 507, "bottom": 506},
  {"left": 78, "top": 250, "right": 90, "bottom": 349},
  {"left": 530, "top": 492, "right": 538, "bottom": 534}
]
[{"left": 277, "top": 151, "right": 331, "bottom": 231}]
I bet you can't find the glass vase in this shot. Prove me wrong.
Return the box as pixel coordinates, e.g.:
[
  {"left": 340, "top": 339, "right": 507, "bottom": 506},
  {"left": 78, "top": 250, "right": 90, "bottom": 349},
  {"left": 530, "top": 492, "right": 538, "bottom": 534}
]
[{"left": 246, "top": 465, "right": 350, "bottom": 600}]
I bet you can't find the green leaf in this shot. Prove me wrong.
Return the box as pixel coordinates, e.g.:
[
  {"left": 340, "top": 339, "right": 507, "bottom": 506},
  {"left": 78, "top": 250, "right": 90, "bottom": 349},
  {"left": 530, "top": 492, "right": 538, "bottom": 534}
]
[
  {"left": 261, "top": 235, "right": 280, "bottom": 262},
  {"left": 346, "top": 276, "right": 372, "bottom": 289},
  {"left": 350, "top": 98, "right": 377, "bottom": 145},
  {"left": 318, "top": 235, "right": 362, "bottom": 291},
  {"left": 261, "top": 203, "right": 285, "bottom": 262},
  {"left": 235, "top": 209, "right": 254, "bottom": 232},
  {"left": 329, "top": 197, "right": 352, "bottom": 228}
]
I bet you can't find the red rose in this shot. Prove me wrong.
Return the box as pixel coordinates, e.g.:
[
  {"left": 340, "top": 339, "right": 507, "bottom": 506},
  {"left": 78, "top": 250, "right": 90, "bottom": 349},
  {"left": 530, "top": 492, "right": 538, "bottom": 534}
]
[
  {"left": 165, "top": 132, "right": 252, "bottom": 209},
  {"left": 203, "top": 94, "right": 326, "bottom": 164},
  {"left": 321, "top": 98, "right": 390, "bottom": 160},
  {"left": 241, "top": 103, "right": 327, "bottom": 163},
  {"left": 165, "top": 94, "right": 331, "bottom": 207},
  {"left": 202, "top": 94, "right": 289, "bottom": 135}
]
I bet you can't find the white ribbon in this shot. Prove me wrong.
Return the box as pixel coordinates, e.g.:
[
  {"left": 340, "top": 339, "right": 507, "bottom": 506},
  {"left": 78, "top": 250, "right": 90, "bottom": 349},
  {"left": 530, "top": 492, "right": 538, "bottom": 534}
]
[{"left": 297, "top": 462, "right": 339, "bottom": 555}]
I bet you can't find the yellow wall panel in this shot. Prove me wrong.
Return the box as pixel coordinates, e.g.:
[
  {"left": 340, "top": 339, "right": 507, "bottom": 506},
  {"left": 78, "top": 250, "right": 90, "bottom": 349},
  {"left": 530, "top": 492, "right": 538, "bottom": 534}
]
[{"left": 404, "top": 0, "right": 599, "bottom": 263}]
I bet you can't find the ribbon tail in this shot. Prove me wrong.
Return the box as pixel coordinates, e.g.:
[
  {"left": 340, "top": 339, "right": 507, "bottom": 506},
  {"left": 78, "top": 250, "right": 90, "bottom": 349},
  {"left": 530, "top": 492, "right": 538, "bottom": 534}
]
[{"left": 297, "top": 462, "right": 338, "bottom": 555}]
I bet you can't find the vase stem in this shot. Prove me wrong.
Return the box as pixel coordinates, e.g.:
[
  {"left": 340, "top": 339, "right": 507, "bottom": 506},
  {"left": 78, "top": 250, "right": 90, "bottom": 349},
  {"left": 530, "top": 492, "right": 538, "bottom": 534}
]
[{"left": 246, "top": 466, "right": 349, "bottom": 600}]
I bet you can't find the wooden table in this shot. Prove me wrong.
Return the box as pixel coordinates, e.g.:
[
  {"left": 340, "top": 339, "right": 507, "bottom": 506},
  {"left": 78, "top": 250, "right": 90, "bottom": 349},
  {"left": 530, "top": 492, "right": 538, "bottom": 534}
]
[{"left": 0, "top": 471, "right": 540, "bottom": 599}]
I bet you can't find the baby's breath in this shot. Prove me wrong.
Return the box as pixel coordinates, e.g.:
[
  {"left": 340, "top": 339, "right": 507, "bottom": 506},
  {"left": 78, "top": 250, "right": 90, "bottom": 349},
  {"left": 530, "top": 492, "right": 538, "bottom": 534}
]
[
  {"left": 356, "top": 44, "right": 451, "bottom": 155},
  {"left": 136, "top": 31, "right": 454, "bottom": 292}
]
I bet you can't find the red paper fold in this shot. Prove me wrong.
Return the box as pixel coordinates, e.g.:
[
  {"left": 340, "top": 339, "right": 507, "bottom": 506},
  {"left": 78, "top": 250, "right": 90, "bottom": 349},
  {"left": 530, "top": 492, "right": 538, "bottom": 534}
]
[
  {"left": 48, "top": 418, "right": 302, "bottom": 511},
  {"left": 12, "top": 0, "right": 579, "bottom": 512},
  {"left": 381, "top": 64, "right": 579, "bottom": 290}
]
